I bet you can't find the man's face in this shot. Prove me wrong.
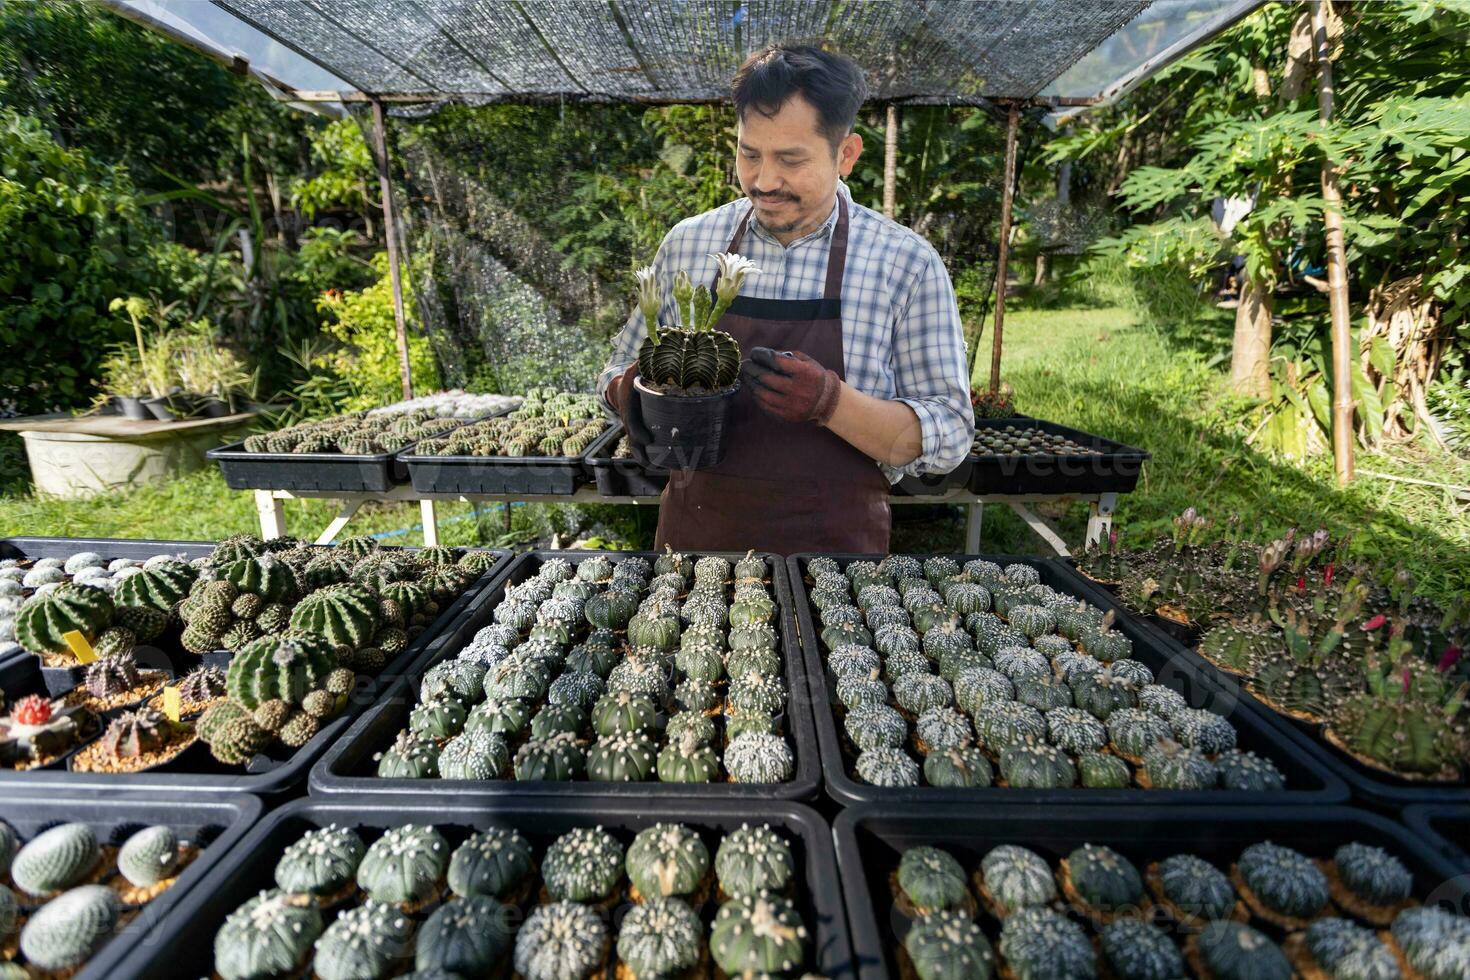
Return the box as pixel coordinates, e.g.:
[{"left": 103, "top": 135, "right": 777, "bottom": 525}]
[{"left": 736, "top": 94, "right": 862, "bottom": 242}]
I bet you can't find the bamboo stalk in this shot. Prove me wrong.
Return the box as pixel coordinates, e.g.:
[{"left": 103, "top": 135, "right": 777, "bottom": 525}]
[
  {"left": 371, "top": 98, "right": 414, "bottom": 401},
  {"left": 989, "top": 102, "right": 1021, "bottom": 396}
]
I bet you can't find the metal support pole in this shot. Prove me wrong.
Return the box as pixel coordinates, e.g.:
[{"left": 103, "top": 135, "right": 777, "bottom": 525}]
[
  {"left": 883, "top": 103, "right": 899, "bottom": 220},
  {"left": 989, "top": 103, "right": 1021, "bottom": 395},
  {"left": 964, "top": 502, "right": 983, "bottom": 553},
  {"left": 1312, "top": 1, "right": 1354, "bottom": 485},
  {"left": 371, "top": 98, "right": 415, "bottom": 401}
]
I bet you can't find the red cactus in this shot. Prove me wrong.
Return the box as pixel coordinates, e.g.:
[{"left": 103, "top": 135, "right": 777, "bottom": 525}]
[{"left": 11, "top": 695, "right": 52, "bottom": 726}]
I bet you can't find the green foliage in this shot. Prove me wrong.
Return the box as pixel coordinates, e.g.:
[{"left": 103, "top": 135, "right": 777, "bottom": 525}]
[
  {"left": 314, "top": 253, "right": 438, "bottom": 410},
  {"left": 290, "top": 119, "right": 375, "bottom": 220},
  {"left": 0, "top": 110, "right": 162, "bottom": 412}
]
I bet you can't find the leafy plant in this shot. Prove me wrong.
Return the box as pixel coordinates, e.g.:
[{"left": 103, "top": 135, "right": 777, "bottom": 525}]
[{"left": 289, "top": 119, "right": 376, "bottom": 223}]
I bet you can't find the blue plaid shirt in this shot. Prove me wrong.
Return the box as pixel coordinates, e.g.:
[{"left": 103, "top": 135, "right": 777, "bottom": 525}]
[{"left": 598, "top": 181, "right": 974, "bottom": 481}]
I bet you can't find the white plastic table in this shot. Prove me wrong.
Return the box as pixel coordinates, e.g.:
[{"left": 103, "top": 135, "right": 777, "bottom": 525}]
[{"left": 252, "top": 485, "right": 1117, "bottom": 556}]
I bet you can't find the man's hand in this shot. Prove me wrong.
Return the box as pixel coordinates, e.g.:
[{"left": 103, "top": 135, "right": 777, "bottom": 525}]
[
  {"left": 743, "top": 347, "right": 841, "bottom": 425},
  {"left": 606, "top": 364, "right": 657, "bottom": 468}
]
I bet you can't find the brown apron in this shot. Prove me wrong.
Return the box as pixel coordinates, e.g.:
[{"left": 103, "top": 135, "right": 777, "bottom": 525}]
[{"left": 655, "top": 196, "right": 892, "bottom": 554}]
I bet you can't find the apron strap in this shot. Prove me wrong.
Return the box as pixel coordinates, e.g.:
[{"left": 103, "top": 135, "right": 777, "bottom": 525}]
[{"left": 714, "top": 194, "right": 850, "bottom": 301}]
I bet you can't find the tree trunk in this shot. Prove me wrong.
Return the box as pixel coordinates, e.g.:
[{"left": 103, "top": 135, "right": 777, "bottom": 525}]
[
  {"left": 1231, "top": 273, "right": 1273, "bottom": 397},
  {"left": 1033, "top": 253, "right": 1048, "bottom": 285}
]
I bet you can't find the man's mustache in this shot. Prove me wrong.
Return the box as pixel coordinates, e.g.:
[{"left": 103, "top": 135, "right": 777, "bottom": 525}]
[{"left": 751, "top": 192, "right": 798, "bottom": 203}]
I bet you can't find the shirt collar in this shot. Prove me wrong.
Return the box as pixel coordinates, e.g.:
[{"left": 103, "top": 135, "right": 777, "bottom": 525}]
[{"left": 748, "top": 180, "right": 848, "bottom": 247}]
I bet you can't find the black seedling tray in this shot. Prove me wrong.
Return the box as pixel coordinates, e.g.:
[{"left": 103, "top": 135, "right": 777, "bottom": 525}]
[
  {"left": 787, "top": 553, "right": 1349, "bottom": 807},
  {"left": 311, "top": 549, "right": 822, "bottom": 800},
  {"left": 1403, "top": 805, "right": 1470, "bottom": 874},
  {"left": 585, "top": 422, "right": 670, "bottom": 497},
  {"left": 1052, "top": 558, "right": 1470, "bottom": 808},
  {"left": 1, "top": 538, "right": 507, "bottom": 796},
  {"left": 834, "top": 803, "right": 1470, "bottom": 980},
  {"left": 208, "top": 441, "right": 415, "bottom": 492},
  {"left": 115, "top": 795, "right": 854, "bottom": 980},
  {"left": 399, "top": 418, "right": 613, "bottom": 495},
  {"left": 892, "top": 415, "right": 1028, "bottom": 497},
  {"left": 2, "top": 537, "right": 214, "bottom": 695},
  {"left": 966, "top": 417, "right": 1150, "bottom": 495},
  {"left": 0, "top": 789, "right": 261, "bottom": 980}
]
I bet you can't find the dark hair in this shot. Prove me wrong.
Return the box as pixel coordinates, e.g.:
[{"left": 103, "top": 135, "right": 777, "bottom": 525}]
[{"left": 731, "top": 44, "right": 868, "bottom": 149}]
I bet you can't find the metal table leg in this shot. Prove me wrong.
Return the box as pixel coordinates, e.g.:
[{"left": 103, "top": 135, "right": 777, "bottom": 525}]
[
  {"left": 1086, "top": 492, "right": 1117, "bottom": 548},
  {"left": 964, "top": 502, "right": 983, "bottom": 553},
  {"left": 255, "top": 490, "right": 287, "bottom": 540}
]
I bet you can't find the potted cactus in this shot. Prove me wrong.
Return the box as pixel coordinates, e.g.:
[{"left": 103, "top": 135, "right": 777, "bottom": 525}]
[{"left": 631, "top": 254, "right": 759, "bottom": 470}]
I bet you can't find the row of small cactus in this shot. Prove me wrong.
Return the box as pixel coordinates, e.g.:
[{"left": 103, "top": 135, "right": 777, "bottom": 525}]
[
  {"left": 807, "top": 555, "right": 1283, "bottom": 792},
  {"left": 242, "top": 409, "right": 461, "bottom": 455},
  {"left": 1079, "top": 511, "right": 1469, "bottom": 780},
  {"left": 412, "top": 390, "right": 606, "bottom": 458},
  {"left": 373, "top": 548, "right": 796, "bottom": 785},
  {"left": 212, "top": 819, "right": 808, "bottom": 980},
  {"left": 890, "top": 836, "right": 1456, "bottom": 980}
]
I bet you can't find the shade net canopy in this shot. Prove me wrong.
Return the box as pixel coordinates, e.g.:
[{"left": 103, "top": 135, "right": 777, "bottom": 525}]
[{"left": 111, "top": 0, "right": 1260, "bottom": 114}]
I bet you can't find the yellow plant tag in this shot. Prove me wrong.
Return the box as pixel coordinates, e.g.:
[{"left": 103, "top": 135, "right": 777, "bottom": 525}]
[
  {"left": 162, "top": 686, "right": 183, "bottom": 723},
  {"left": 62, "top": 629, "right": 98, "bottom": 664}
]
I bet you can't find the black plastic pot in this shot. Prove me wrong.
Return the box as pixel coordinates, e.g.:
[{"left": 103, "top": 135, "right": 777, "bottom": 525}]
[
  {"left": 311, "top": 549, "right": 822, "bottom": 800},
  {"left": 834, "top": 803, "right": 1470, "bottom": 980},
  {"left": 1, "top": 536, "right": 508, "bottom": 795},
  {"left": 196, "top": 396, "right": 231, "bottom": 418},
  {"left": 398, "top": 418, "right": 610, "bottom": 495},
  {"left": 115, "top": 795, "right": 854, "bottom": 980},
  {"left": 967, "top": 417, "right": 1150, "bottom": 495},
  {"left": 1403, "top": 805, "right": 1470, "bottom": 874},
  {"left": 635, "top": 376, "right": 738, "bottom": 471},
  {"left": 116, "top": 395, "right": 150, "bottom": 420},
  {"left": 786, "top": 553, "right": 1349, "bottom": 807},
  {"left": 1052, "top": 557, "right": 1470, "bottom": 808},
  {"left": 585, "top": 422, "right": 670, "bottom": 497},
  {"left": 0, "top": 788, "right": 261, "bottom": 980},
  {"left": 141, "top": 395, "right": 177, "bottom": 421}
]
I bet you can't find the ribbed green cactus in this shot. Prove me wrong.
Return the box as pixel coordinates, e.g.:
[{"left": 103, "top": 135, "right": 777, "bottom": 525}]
[
  {"left": 15, "top": 583, "right": 114, "bottom": 655},
  {"left": 225, "top": 634, "right": 341, "bottom": 710},
  {"left": 98, "top": 709, "right": 173, "bottom": 760},
  {"left": 1330, "top": 694, "right": 1466, "bottom": 777},
  {"left": 289, "top": 583, "right": 380, "bottom": 650},
  {"left": 220, "top": 555, "right": 297, "bottom": 603},
  {"left": 213, "top": 889, "right": 323, "bottom": 980},
  {"left": 113, "top": 559, "right": 197, "bottom": 612}
]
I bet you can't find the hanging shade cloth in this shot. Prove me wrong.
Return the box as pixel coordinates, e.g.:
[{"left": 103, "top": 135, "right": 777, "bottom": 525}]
[{"left": 105, "top": 0, "right": 1261, "bottom": 117}]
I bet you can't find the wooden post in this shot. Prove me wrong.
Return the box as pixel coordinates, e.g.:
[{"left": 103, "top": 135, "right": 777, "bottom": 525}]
[
  {"left": 371, "top": 98, "right": 414, "bottom": 400},
  {"left": 883, "top": 103, "right": 899, "bottom": 220},
  {"left": 1313, "top": 1, "right": 1353, "bottom": 484},
  {"left": 989, "top": 102, "right": 1021, "bottom": 395}
]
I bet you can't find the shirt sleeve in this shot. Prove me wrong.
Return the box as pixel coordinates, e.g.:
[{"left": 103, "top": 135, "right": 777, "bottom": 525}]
[
  {"left": 596, "top": 232, "right": 685, "bottom": 415},
  {"left": 883, "top": 252, "right": 975, "bottom": 482}
]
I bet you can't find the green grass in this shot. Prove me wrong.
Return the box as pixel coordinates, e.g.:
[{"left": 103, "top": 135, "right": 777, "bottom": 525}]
[
  {"left": 2, "top": 304, "right": 1466, "bottom": 602},
  {"left": 971, "top": 306, "right": 1470, "bottom": 602}
]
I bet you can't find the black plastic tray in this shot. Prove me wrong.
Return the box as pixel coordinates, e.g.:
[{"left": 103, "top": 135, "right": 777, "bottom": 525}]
[
  {"left": 585, "top": 422, "right": 670, "bottom": 497},
  {"left": 311, "top": 549, "right": 822, "bottom": 800},
  {"left": 0, "top": 537, "right": 508, "bottom": 796},
  {"left": 115, "top": 795, "right": 854, "bottom": 980},
  {"left": 399, "top": 420, "right": 613, "bottom": 495},
  {"left": 0, "top": 788, "right": 261, "bottom": 980},
  {"left": 834, "top": 803, "right": 1470, "bottom": 980},
  {"left": 208, "top": 440, "right": 416, "bottom": 492},
  {"left": 1052, "top": 558, "right": 1470, "bottom": 808},
  {"left": 1403, "top": 805, "right": 1470, "bottom": 874},
  {"left": 787, "top": 553, "right": 1349, "bottom": 807},
  {"left": 966, "top": 417, "right": 1150, "bottom": 495}
]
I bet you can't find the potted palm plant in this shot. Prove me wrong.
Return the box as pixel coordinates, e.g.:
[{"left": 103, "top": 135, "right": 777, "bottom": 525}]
[{"left": 631, "top": 253, "right": 759, "bottom": 470}]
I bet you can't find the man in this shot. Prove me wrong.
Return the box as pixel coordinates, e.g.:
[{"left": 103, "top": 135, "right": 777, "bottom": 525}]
[{"left": 599, "top": 43, "right": 973, "bottom": 553}]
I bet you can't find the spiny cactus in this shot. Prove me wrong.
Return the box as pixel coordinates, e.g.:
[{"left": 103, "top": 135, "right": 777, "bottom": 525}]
[
  {"left": 18, "top": 884, "right": 120, "bottom": 971},
  {"left": 214, "top": 889, "right": 323, "bottom": 980},
  {"left": 84, "top": 652, "right": 143, "bottom": 699},
  {"left": 98, "top": 708, "right": 174, "bottom": 760},
  {"left": 15, "top": 582, "right": 114, "bottom": 655},
  {"left": 543, "top": 826, "right": 623, "bottom": 903},
  {"left": 11, "top": 823, "right": 100, "bottom": 895},
  {"left": 1235, "top": 841, "right": 1330, "bottom": 923},
  {"left": 225, "top": 633, "right": 342, "bottom": 710},
  {"left": 118, "top": 825, "right": 180, "bottom": 888},
  {"left": 997, "top": 907, "right": 1096, "bottom": 979},
  {"left": 113, "top": 559, "right": 196, "bottom": 612},
  {"left": 513, "top": 900, "right": 608, "bottom": 980},
  {"left": 289, "top": 583, "right": 380, "bottom": 651}
]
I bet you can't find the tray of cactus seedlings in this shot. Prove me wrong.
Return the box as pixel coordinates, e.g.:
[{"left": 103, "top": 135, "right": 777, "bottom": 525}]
[
  {"left": 964, "top": 417, "right": 1150, "bottom": 496},
  {"left": 112, "top": 795, "right": 853, "bottom": 980},
  {"left": 1063, "top": 515, "right": 1470, "bottom": 805},
  {"left": 1, "top": 535, "right": 506, "bottom": 794},
  {"left": 786, "top": 553, "right": 1348, "bottom": 806},
  {"left": 209, "top": 405, "right": 495, "bottom": 492},
  {"left": 1403, "top": 806, "right": 1470, "bottom": 875},
  {"left": 0, "top": 789, "right": 261, "bottom": 980},
  {"left": 398, "top": 388, "right": 613, "bottom": 495},
  {"left": 584, "top": 423, "right": 672, "bottom": 497},
  {"left": 311, "top": 547, "right": 822, "bottom": 799},
  {"left": 835, "top": 802, "right": 1470, "bottom": 980}
]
